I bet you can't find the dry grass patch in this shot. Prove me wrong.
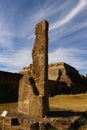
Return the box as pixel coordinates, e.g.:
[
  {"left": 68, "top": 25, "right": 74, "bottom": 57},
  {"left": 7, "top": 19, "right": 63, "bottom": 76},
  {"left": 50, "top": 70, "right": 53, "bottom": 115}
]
[
  {"left": 49, "top": 94, "right": 87, "bottom": 112},
  {"left": 0, "top": 94, "right": 87, "bottom": 114},
  {"left": 0, "top": 103, "right": 17, "bottom": 114}
]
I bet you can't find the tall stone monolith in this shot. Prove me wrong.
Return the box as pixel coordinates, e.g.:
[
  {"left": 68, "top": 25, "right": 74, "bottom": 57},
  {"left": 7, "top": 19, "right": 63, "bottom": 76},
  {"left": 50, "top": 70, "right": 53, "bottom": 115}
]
[
  {"left": 32, "top": 20, "right": 48, "bottom": 96},
  {"left": 18, "top": 20, "right": 49, "bottom": 118}
]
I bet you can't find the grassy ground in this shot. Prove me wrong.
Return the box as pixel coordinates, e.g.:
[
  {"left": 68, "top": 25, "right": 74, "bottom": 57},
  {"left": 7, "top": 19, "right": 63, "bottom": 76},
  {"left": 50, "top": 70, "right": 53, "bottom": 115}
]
[
  {"left": 0, "top": 94, "right": 87, "bottom": 129},
  {"left": 0, "top": 94, "right": 87, "bottom": 113},
  {"left": 0, "top": 103, "right": 17, "bottom": 115},
  {"left": 49, "top": 94, "right": 87, "bottom": 112},
  {"left": 49, "top": 94, "right": 87, "bottom": 130}
]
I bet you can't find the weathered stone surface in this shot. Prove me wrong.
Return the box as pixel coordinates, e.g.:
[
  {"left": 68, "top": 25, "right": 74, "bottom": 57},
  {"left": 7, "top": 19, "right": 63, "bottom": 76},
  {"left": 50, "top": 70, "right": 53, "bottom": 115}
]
[
  {"left": 48, "top": 62, "right": 78, "bottom": 81},
  {"left": 18, "top": 20, "right": 49, "bottom": 117},
  {"left": 18, "top": 72, "right": 39, "bottom": 115},
  {"left": 48, "top": 62, "right": 87, "bottom": 95},
  {"left": 32, "top": 20, "right": 48, "bottom": 96}
]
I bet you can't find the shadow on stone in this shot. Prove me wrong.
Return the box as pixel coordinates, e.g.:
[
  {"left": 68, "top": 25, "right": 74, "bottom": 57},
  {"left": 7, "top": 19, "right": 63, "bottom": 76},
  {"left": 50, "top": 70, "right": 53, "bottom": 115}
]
[
  {"left": 11, "top": 118, "right": 20, "bottom": 126},
  {"left": 45, "top": 123, "right": 58, "bottom": 130},
  {"left": 34, "top": 122, "right": 39, "bottom": 129},
  {"left": 29, "top": 77, "right": 39, "bottom": 96}
]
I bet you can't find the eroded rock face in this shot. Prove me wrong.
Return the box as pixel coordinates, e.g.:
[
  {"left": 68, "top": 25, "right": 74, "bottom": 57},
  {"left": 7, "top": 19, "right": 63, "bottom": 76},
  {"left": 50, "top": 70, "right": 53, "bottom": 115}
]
[
  {"left": 18, "top": 20, "right": 49, "bottom": 117},
  {"left": 32, "top": 20, "right": 48, "bottom": 96}
]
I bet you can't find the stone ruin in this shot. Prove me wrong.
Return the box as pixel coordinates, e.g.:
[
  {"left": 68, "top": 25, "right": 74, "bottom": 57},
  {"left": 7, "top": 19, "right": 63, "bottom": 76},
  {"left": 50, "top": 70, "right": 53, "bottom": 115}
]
[
  {"left": 48, "top": 62, "right": 87, "bottom": 95},
  {"left": 0, "top": 20, "right": 87, "bottom": 130},
  {"left": 18, "top": 20, "right": 49, "bottom": 118},
  {"left": 20, "top": 62, "right": 87, "bottom": 97},
  {"left": 0, "top": 20, "right": 86, "bottom": 111}
]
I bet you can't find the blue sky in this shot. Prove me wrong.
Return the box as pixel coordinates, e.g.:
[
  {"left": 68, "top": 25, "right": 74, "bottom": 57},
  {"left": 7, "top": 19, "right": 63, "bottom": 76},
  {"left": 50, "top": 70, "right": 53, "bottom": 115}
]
[{"left": 0, "top": 0, "right": 87, "bottom": 75}]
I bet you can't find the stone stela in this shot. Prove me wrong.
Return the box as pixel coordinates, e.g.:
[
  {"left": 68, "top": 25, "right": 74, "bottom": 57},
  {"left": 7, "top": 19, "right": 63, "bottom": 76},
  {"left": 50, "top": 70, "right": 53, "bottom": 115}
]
[{"left": 18, "top": 20, "right": 49, "bottom": 118}]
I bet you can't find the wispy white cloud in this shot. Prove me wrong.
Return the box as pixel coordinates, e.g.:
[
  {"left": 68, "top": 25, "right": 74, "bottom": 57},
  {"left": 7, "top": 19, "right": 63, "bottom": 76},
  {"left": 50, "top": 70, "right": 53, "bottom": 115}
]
[
  {"left": 0, "top": 49, "right": 32, "bottom": 72},
  {"left": 50, "top": 0, "right": 87, "bottom": 31},
  {"left": 64, "top": 22, "right": 87, "bottom": 36},
  {"left": 0, "top": 0, "right": 87, "bottom": 75},
  {"left": 0, "top": 35, "right": 13, "bottom": 48},
  {"left": 17, "top": 0, "right": 71, "bottom": 39},
  {"left": 0, "top": 20, "right": 14, "bottom": 48}
]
